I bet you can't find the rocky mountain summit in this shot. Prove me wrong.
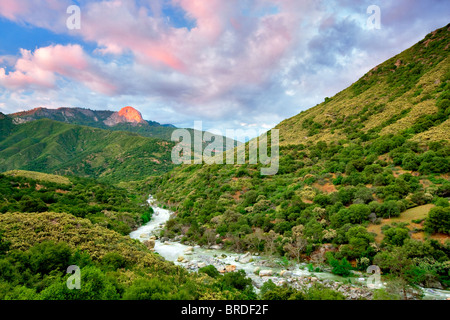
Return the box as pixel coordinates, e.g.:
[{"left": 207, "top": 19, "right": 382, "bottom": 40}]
[{"left": 104, "top": 106, "right": 147, "bottom": 127}]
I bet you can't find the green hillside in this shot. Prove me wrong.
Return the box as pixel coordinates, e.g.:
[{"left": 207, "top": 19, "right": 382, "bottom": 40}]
[
  {"left": 0, "top": 113, "right": 14, "bottom": 140},
  {"left": 141, "top": 25, "right": 450, "bottom": 292},
  {"left": 0, "top": 211, "right": 253, "bottom": 300},
  {"left": 0, "top": 171, "right": 257, "bottom": 300},
  {"left": 0, "top": 171, "right": 152, "bottom": 235},
  {"left": 277, "top": 24, "right": 450, "bottom": 145},
  {"left": 0, "top": 119, "right": 175, "bottom": 182}
]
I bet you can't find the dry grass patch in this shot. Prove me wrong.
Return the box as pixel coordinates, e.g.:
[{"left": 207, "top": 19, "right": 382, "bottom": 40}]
[
  {"left": 366, "top": 204, "right": 450, "bottom": 244},
  {"left": 3, "top": 170, "right": 71, "bottom": 185}
]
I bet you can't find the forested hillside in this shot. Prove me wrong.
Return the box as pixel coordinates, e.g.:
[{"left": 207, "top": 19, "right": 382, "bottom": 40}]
[
  {"left": 142, "top": 25, "right": 450, "bottom": 293},
  {"left": 0, "top": 171, "right": 258, "bottom": 300}
]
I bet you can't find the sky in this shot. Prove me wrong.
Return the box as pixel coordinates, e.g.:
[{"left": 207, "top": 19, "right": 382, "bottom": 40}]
[{"left": 0, "top": 0, "right": 449, "bottom": 137}]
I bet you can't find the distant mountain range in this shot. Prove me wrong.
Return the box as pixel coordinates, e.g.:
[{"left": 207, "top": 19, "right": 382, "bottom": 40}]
[
  {"left": 8, "top": 106, "right": 177, "bottom": 140},
  {"left": 0, "top": 114, "right": 175, "bottom": 182},
  {"left": 0, "top": 105, "right": 239, "bottom": 181}
]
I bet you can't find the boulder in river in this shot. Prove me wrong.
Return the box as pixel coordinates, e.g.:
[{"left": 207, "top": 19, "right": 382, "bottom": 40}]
[
  {"left": 225, "top": 265, "right": 236, "bottom": 272},
  {"left": 197, "top": 262, "right": 207, "bottom": 269},
  {"left": 236, "top": 252, "right": 252, "bottom": 264},
  {"left": 177, "top": 256, "right": 185, "bottom": 262},
  {"left": 218, "top": 265, "right": 237, "bottom": 273},
  {"left": 259, "top": 270, "right": 273, "bottom": 277},
  {"left": 184, "top": 246, "right": 194, "bottom": 255},
  {"left": 144, "top": 239, "right": 155, "bottom": 250},
  {"left": 280, "top": 270, "right": 293, "bottom": 278},
  {"left": 218, "top": 267, "right": 227, "bottom": 273},
  {"left": 423, "top": 279, "right": 444, "bottom": 290}
]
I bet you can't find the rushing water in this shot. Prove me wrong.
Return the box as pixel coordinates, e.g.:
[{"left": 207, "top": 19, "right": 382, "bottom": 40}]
[{"left": 129, "top": 196, "right": 450, "bottom": 300}]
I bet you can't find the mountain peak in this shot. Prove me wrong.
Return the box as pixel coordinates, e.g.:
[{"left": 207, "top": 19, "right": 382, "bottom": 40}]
[
  {"left": 104, "top": 106, "right": 147, "bottom": 127},
  {"left": 118, "top": 106, "right": 145, "bottom": 124}
]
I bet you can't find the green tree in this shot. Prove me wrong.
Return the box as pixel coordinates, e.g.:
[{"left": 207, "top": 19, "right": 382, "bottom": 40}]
[
  {"left": 373, "top": 248, "right": 422, "bottom": 300},
  {"left": 28, "top": 241, "right": 72, "bottom": 274},
  {"left": 19, "top": 195, "right": 47, "bottom": 213},
  {"left": 424, "top": 206, "right": 450, "bottom": 234},
  {"left": 348, "top": 204, "right": 370, "bottom": 224},
  {"left": 327, "top": 254, "right": 352, "bottom": 277},
  {"left": 0, "top": 232, "right": 10, "bottom": 256},
  {"left": 123, "top": 278, "right": 174, "bottom": 300},
  {"left": 198, "top": 265, "right": 220, "bottom": 278},
  {"left": 380, "top": 200, "right": 401, "bottom": 219},
  {"left": 40, "top": 266, "right": 120, "bottom": 300},
  {"left": 383, "top": 227, "right": 410, "bottom": 246},
  {"left": 305, "top": 283, "right": 346, "bottom": 300},
  {"left": 260, "top": 281, "right": 305, "bottom": 300}
]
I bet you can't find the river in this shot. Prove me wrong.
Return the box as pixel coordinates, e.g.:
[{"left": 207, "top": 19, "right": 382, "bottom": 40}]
[{"left": 129, "top": 196, "right": 450, "bottom": 300}]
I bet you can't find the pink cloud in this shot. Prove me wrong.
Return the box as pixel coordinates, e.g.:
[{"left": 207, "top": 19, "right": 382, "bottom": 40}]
[
  {"left": 0, "top": 0, "right": 310, "bottom": 104},
  {"left": 0, "top": 44, "right": 116, "bottom": 94},
  {"left": 0, "top": 0, "right": 71, "bottom": 31},
  {"left": 173, "top": 0, "right": 231, "bottom": 41},
  {"left": 0, "top": 0, "right": 27, "bottom": 20}
]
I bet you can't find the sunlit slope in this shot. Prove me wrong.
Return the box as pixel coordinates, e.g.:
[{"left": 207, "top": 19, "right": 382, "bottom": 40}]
[{"left": 276, "top": 24, "right": 450, "bottom": 145}]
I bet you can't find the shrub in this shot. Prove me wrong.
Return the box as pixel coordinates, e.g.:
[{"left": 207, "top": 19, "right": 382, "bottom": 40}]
[
  {"left": 40, "top": 266, "right": 120, "bottom": 300},
  {"left": 218, "top": 270, "right": 253, "bottom": 291},
  {"left": 383, "top": 227, "right": 410, "bottom": 246},
  {"left": 424, "top": 206, "right": 450, "bottom": 234},
  {"left": 198, "top": 265, "right": 220, "bottom": 278},
  {"left": 305, "top": 283, "right": 346, "bottom": 300},
  {"left": 28, "top": 241, "right": 72, "bottom": 274},
  {"left": 100, "top": 252, "right": 129, "bottom": 271},
  {"left": 327, "top": 254, "right": 352, "bottom": 277},
  {"left": 123, "top": 277, "right": 173, "bottom": 300}
]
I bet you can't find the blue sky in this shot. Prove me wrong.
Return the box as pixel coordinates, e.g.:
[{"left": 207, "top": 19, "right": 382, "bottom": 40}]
[{"left": 0, "top": 0, "right": 449, "bottom": 136}]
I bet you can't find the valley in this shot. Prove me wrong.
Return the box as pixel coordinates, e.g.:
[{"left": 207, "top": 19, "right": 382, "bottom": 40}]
[
  {"left": 0, "top": 23, "right": 449, "bottom": 302},
  {"left": 131, "top": 196, "right": 450, "bottom": 300}
]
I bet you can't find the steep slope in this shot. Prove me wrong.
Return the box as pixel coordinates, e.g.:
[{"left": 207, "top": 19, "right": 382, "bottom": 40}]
[
  {"left": 0, "top": 112, "right": 14, "bottom": 140},
  {"left": 142, "top": 25, "right": 450, "bottom": 289},
  {"left": 0, "top": 211, "right": 250, "bottom": 300},
  {"left": 276, "top": 23, "right": 450, "bottom": 145},
  {"left": 0, "top": 119, "right": 175, "bottom": 182},
  {"left": 0, "top": 171, "right": 255, "bottom": 300}
]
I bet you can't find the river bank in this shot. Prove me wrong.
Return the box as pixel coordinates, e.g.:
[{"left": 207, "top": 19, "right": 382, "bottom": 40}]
[{"left": 129, "top": 196, "right": 450, "bottom": 300}]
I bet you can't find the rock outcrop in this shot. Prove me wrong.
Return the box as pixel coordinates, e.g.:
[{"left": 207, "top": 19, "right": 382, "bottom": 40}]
[{"left": 104, "top": 106, "right": 147, "bottom": 126}]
